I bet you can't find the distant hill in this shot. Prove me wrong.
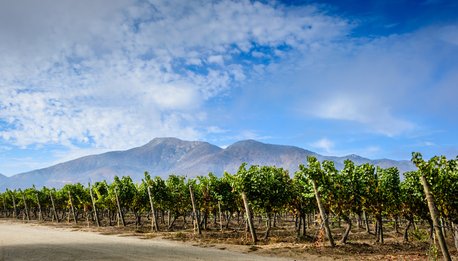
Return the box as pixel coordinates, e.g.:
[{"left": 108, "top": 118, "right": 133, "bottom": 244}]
[{"left": 0, "top": 137, "right": 416, "bottom": 190}]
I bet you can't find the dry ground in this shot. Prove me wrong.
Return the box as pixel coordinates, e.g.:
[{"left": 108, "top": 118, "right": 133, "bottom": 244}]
[
  {"left": 0, "top": 220, "right": 312, "bottom": 261},
  {"left": 0, "top": 218, "right": 456, "bottom": 260}
]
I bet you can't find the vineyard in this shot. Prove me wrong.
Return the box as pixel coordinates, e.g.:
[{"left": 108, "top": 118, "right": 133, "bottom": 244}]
[{"left": 1, "top": 152, "right": 457, "bottom": 260}]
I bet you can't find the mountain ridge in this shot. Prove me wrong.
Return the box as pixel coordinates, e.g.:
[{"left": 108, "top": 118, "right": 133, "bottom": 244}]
[{"left": 0, "top": 137, "right": 416, "bottom": 190}]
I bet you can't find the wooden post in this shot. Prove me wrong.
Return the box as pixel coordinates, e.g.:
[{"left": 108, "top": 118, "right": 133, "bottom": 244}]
[
  {"left": 147, "top": 185, "right": 159, "bottom": 232},
  {"left": 420, "top": 174, "right": 451, "bottom": 261},
  {"left": 218, "top": 201, "right": 223, "bottom": 232},
  {"left": 2, "top": 195, "right": 6, "bottom": 217},
  {"left": 363, "top": 211, "right": 370, "bottom": 234},
  {"left": 241, "top": 192, "right": 257, "bottom": 244},
  {"left": 302, "top": 213, "right": 307, "bottom": 236},
  {"left": 189, "top": 185, "right": 201, "bottom": 235},
  {"left": 35, "top": 193, "right": 42, "bottom": 221},
  {"left": 86, "top": 208, "right": 90, "bottom": 227},
  {"left": 88, "top": 183, "right": 100, "bottom": 227},
  {"left": 68, "top": 191, "right": 77, "bottom": 224},
  {"left": 49, "top": 191, "right": 59, "bottom": 223},
  {"left": 21, "top": 191, "right": 30, "bottom": 221},
  {"left": 453, "top": 222, "right": 458, "bottom": 252},
  {"left": 114, "top": 187, "right": 125, "bottom": 227},
  {"left": 441, "top": 218, "right": 447, "bottom": 238},
  {"left": 12, "top": 192, "right": 17, "bottom": 219},
  {"left": 376, "top": 214, "right": 384, "bottom": 243},
  {"left": 167, "top": 210, "right": 171, "bottom": 228},
  {"left": 311, "top": 179, "right": 335, "bottom": 247}
]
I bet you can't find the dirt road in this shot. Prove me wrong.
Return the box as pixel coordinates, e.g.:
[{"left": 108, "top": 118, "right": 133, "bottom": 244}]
[{"left": 0, "top": 221, "right": 297, "bottom": 261}]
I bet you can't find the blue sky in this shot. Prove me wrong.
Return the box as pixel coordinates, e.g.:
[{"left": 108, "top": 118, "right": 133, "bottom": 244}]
[{"left": 0, "top": 0, "right": 457, "bottom": 176}]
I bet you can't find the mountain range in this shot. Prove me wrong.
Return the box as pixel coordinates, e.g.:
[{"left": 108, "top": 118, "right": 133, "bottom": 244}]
[{"left": 0, "top": 137, "right": 416, "bottom": 190}]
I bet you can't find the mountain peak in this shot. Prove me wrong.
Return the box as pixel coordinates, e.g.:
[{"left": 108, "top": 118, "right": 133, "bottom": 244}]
[
  {"left": 346, "top": 154, "right": 365, "bottom": 159},
  {"left": 147, "top": 137, "right": 184, "bottom": 144},
  {"left": 226, "top": 140, "right": 315, "bottom": 154},
  {"left": 228, "top": 139, "right": 264, "bottom": 147},
  {"left": 0, "top": 138, "right": 416, "bottom": 190},
  {"left": 142, "top": 137, "right": 204, "bottom": 148}
]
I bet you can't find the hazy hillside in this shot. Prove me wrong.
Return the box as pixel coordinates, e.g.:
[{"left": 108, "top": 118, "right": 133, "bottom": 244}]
[
  {"left": 0, "top": 138, "right": 416, "bottom": 190},
  {"left": 175, "top": 140, "right": 319, "bottom": 175}
]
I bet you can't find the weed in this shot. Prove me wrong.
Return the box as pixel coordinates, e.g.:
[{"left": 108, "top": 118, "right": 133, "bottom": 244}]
[
  {"left": 411, "top": 228, "right": 429, "bottom": 242},
  {"left": 427, "top": 243, "right": 439, "bottom": 261}
]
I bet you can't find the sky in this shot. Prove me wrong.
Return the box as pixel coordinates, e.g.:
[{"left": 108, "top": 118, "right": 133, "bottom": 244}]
[{"left": 0, "top": 0, "right": 457, "bottom": 176}]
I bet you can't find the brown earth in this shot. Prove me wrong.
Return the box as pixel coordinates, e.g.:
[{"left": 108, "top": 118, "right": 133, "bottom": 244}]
[
  {"left": 0, "top": 219, "right": 456, "bottom": 260},
  {"left": 0, "top": 220, "right": 311, "bottom": 261}
]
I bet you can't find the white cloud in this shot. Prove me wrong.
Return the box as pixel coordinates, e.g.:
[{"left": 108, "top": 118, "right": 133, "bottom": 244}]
[
  {"left": 314, "top": 95, "right": 415, "bottom": 136},
  {"left": 207, "top": 55, "right": 225, "bottom": 65},
  {"left": 148, "top": 83, "right": 200, "bottom": 110},
  {"left": 0, "top": 0, "right": 350, "bottom": 151},
  {"left": 0, "top": 87, "right": 201, "bottom": 149},
  {"left": 311, "top": 138, "right": 334, "bottom": 153}
]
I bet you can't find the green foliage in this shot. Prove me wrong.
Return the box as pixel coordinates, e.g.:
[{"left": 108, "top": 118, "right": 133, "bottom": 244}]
[
  {"left": 146, "top": 175, "right": 169, "bottom": 211},
  {"left": 378, "top": 167, "right": 401, "bottom": 217},
  {"left": 233, "top": 163, "right": 292, "bottom": 215},
  {"left": 297, "top": 157, "right": 334, "bottom": 212},
  {"left": 208, "top": 172, "right": 239, "bottom": 213},
  {"left": 291, "top": 169, "right": 316, "bottom": 215},
  {"left": 400, "top": 171, "right": 429, "bottom": 220},
  {"left": 112, "top": 176, "right": 137, "bottom": 208},
  {"left": 165, "top": 174, "right": 190, "bottom": 217},
  {"left": 412, "top": 152, "right": 458, "bottom": 223},
  {"left": 327, "top": 160, "right": 362, "bottom": 219},
  {"left": 0, "top": 152, "right": 456, "bottom": 241}
]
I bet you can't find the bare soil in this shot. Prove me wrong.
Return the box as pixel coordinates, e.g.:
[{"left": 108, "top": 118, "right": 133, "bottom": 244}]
[
  {"left": 1, "top": 219, "right": 457, "bottom": 260},
  {"left": 0, "top": 220, "right": 306, "bottom": 260}
]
